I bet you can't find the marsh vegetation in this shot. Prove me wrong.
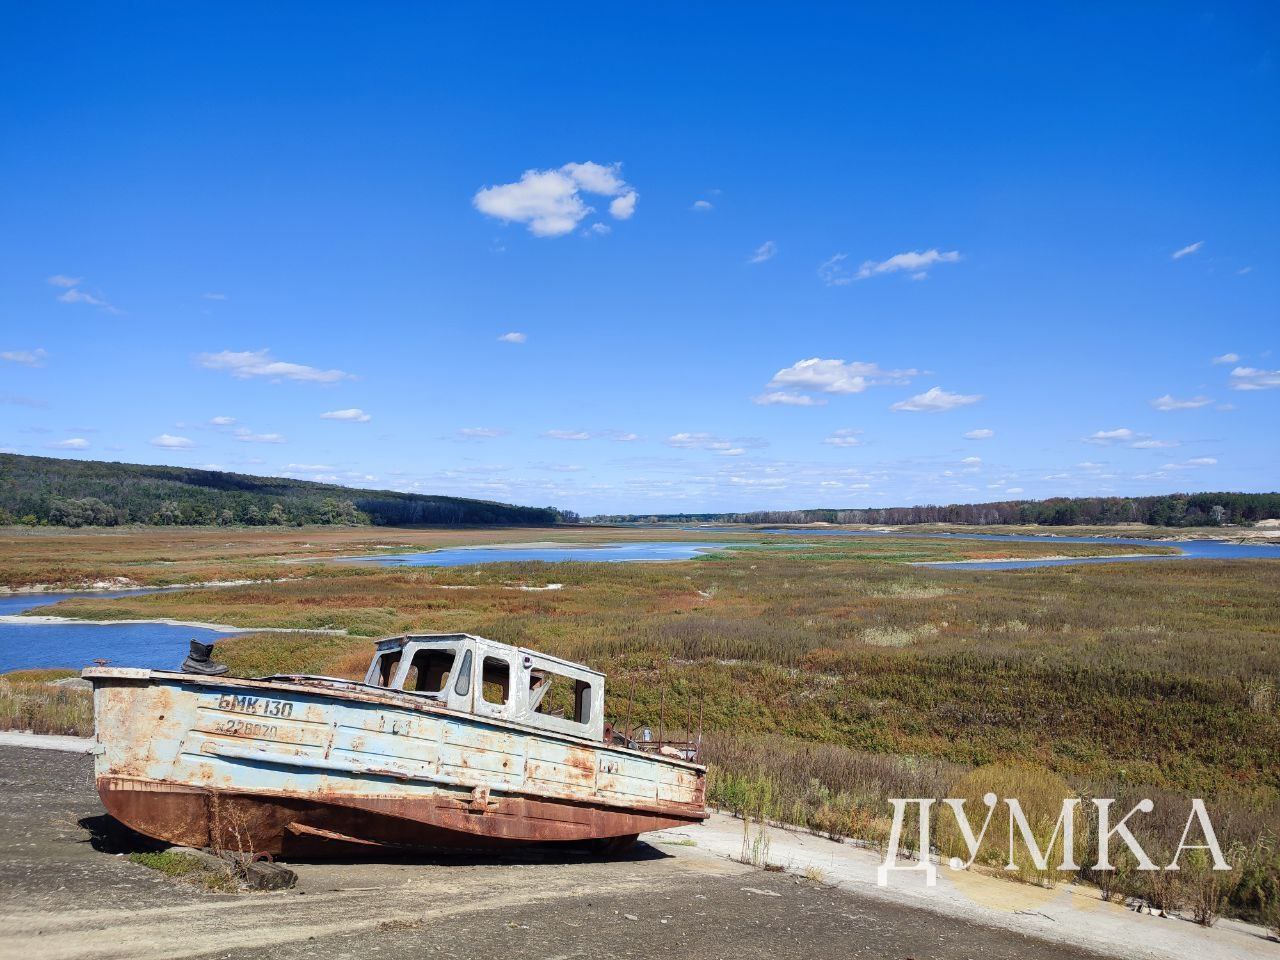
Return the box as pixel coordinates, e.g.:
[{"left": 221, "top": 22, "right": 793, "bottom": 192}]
[{"left": 2, "top": 524, "right": 1277, "bottom": 922}]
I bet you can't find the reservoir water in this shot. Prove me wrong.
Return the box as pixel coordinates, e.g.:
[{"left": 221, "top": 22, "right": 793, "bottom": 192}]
[
  {"left": 0, "top": 590, "right": 235, "bottom": 673},
  {"left": 749, "top": 528, "right": 1280, "bottom": 569},
  {"left": 339, "top": 541, "right": 731, "bottom": 566}
]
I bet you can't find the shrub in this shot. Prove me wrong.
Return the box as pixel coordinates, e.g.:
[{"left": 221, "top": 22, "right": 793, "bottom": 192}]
[
  {"left": 1181, "top": 848, "right": 1231, "bottom": 926},
  {"left": 935, "top": 764, "right": 1082, "bottom": 887}
]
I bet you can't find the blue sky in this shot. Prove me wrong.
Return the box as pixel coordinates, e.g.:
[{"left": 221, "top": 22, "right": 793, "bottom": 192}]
[{"left": 1, "top": 4, "right": 1276, "bottom": 514}]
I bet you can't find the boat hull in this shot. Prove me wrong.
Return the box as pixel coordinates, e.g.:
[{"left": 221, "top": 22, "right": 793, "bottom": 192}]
[
  {"left": 85, "top": 669, "right": 706, "bottom": 854},
  {"left": 97, "top": 776, "right": 695, "bottom": 854}
]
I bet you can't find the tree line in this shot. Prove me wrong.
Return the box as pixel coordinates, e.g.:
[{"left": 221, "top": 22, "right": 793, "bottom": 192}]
[
  {"left": 0, "top": 454, "right": 576, "bottom": 528},
  {"left": 590, "top": 493, "right": 1280, "bottom": 528}
]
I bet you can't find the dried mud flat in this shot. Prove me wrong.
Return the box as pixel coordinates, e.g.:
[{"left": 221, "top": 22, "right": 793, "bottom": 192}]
[{"left": 0, "top": 745, "right": 1115, "bottom": 960}]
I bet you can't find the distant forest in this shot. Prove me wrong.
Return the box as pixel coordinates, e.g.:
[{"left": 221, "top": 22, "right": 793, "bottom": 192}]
[
  {"left": 592, "top": 493, "right": 1280, "bottom": 528},
  {"left": 0, "top": 454, "right": 577, "bottom": 528}
]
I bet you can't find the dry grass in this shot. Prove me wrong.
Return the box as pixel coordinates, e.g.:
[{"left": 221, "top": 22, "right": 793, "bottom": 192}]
[
  {"left": 0, "top": 524, "right": 1174, "bottom": 590},
  {"left": 0, "top": 669, "right": 93, "bottom": 736},
  {"left": 14, "top": 535, "right": 1278, "bottom": 800},
  {"left": 127, "top": 851, "right": 238, "bottom": 892},
  {"left": 0, "top": 524, "right": 722, "bottom": 589}
]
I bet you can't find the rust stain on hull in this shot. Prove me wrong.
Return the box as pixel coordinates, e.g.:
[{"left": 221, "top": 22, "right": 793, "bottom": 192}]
[{"left": 99, "top": 776, "right": 699, "bottom": 854}]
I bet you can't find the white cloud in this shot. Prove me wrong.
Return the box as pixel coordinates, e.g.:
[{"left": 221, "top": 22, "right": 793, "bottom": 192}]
[
  {"left": 320, "top": 408, "right": 372, "bottom": 423},
  {"left": 202, "top": 292, "right": 227, "bottom": 301},
  {"left": 818, "top": 253, "right": 852, "bottom": 286},
  {"left": 47, "top": 274, "right": 119, "bottom": 312},
  {"left": 753, "top": 390, "right": 826, "bottom": 407},
  {"left": 1237, "top": 266, "right": 1253, "bottom": 275},
  {"left": 49, "top": 438, "right": 89, "bottom": 450},
  {"left": 1083, "top": 428, "right": 1138, "bottom": 445},
  {"left": 961, "top": 456, "right": 981, "bottom": 464},
  {"left": 748, "top": 241, "right": 777, "bottom": 264},
  {"left": 472, "top": 161, "right": 637, "bottom": 237},
  {"left": 56, "top": 287, "right": 118, "bottom": 312},
  {"left": 823, "top": 429, "right": 863, "bottom": 448},
  {"left": 1084, "top": 428, "right": 1182, "bottom": 450},
  {"left": 691, "top": 199, "right": 713, "bottom": 212},
  {"left": 1211, "top": 353, "right": 1240, "bottom": 364},
  {"left": 150, "top": 434, "right": 194, "bottom": 449},
  {"left": 198, "top": 349, "right": 352, "bottom": 383},
  {"left": 560, "top": 161, "right": 627, "bottom": 195},
  {"left": 1151, "top": 394, "right": 1212, "bottom": 411},
  {"left": 589, "top": 223, "right": 611, "bottom": 236},
  {"left": 280, "top": 463, "right": 379, "bottom": 484},
  {"left": 1186, "top": 457, "right": 1218, "bottom": 466},
  {"left": 541, "top": 429, "right": 640, "bottom": 441},
  {"left": 1171, "top": 241, "right": 1204, "bottom": 259},
  {"left": 766, "top": 358, "right": 919, "bottom": 397},
  {"left": 474, "top": 170, "right": 584, "bottom": 237},
  {"left": 891, "top": 386, "right": 982, "bottom": 413},
  {"left": 1, "top": 348, "right": 47, "bottom": 367},
  {"left": 543, "top": 429, "right": 592, "bottom": 441},
  {"left": 457, "top": 426, "right": 507, "bottom": 440},
  {"left": 609, "top": 191, "right": 638, "bottom": 220},
  {"left": 497, "top": 331, "right": 527, "bottom": 344},
  {"left": 667, "top": 433, "right": 767, "bottom": 456},
  {"left": 1229, "top": 366, "right": 1280, "bottom": 391},
  {"left": 856, "top": 248, "right": 961, "bottom": 281},
  {"left": 57, "top": 289, "right": 101, "bottom": 305},
  {"left": 1005, "top": 487, "right": 1024, "bottom": 494},
  {"left": 234, "top": 428, "right": 286, "bottom": 444},
  {"left": 209, "top": 416, "right": 236, "bottom": 426},
  {"left": 964, "top": 428, "right": 994, "bottom": 439}
]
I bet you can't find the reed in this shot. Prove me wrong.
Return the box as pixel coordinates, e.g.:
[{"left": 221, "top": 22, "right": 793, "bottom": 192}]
[{"left": 0, "top": 669, "right": 93, "bottom": 736}]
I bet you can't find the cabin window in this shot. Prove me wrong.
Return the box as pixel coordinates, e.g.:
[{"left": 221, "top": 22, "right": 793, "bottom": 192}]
[
  {"left": 453, "top": 649, "right": 473, "bottom": 697},
  {"left": 373, "top": 651, "right": 401, "bottom": 687},
  {"left": 574, "top": 680, "right": 593, "bottom": 725},
  {"left": 527, "top": 668, "right": 595, "bottom": 726},
  {"left": 403, "top": 646, "right": 456, "bottom": 695},
  {"left": 480, "top": 656, "right": 511, "bottom": 706}
]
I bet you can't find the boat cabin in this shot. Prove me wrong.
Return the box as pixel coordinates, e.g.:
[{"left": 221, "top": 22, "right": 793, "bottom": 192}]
[{"left": 363, "top": 634, "right": 604, "bottom": 742}]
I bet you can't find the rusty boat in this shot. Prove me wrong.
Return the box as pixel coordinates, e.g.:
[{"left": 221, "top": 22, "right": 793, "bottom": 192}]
[{"left": 82, "top": 634, "right": 707, "bottom": 854}]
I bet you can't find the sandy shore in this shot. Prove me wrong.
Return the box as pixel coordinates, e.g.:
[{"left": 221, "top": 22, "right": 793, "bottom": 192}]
[
  {"left": 0, "top": 614, "right": 347, "bottom": 635},
  {"left": 651, "top": 813, "right": 1278, "bottom": 960},
  {"left": 915, "top": 552, "right": 1178, "bottom": 565},
  {"left": 753, "top": 523, "right": 1280, "bottom": 545},
  {"left": 0, "top": 577, "right": 292, "bottom": 596},
  {"left": 0, "top": 733, "right": 1271, "bottom": 960}
]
